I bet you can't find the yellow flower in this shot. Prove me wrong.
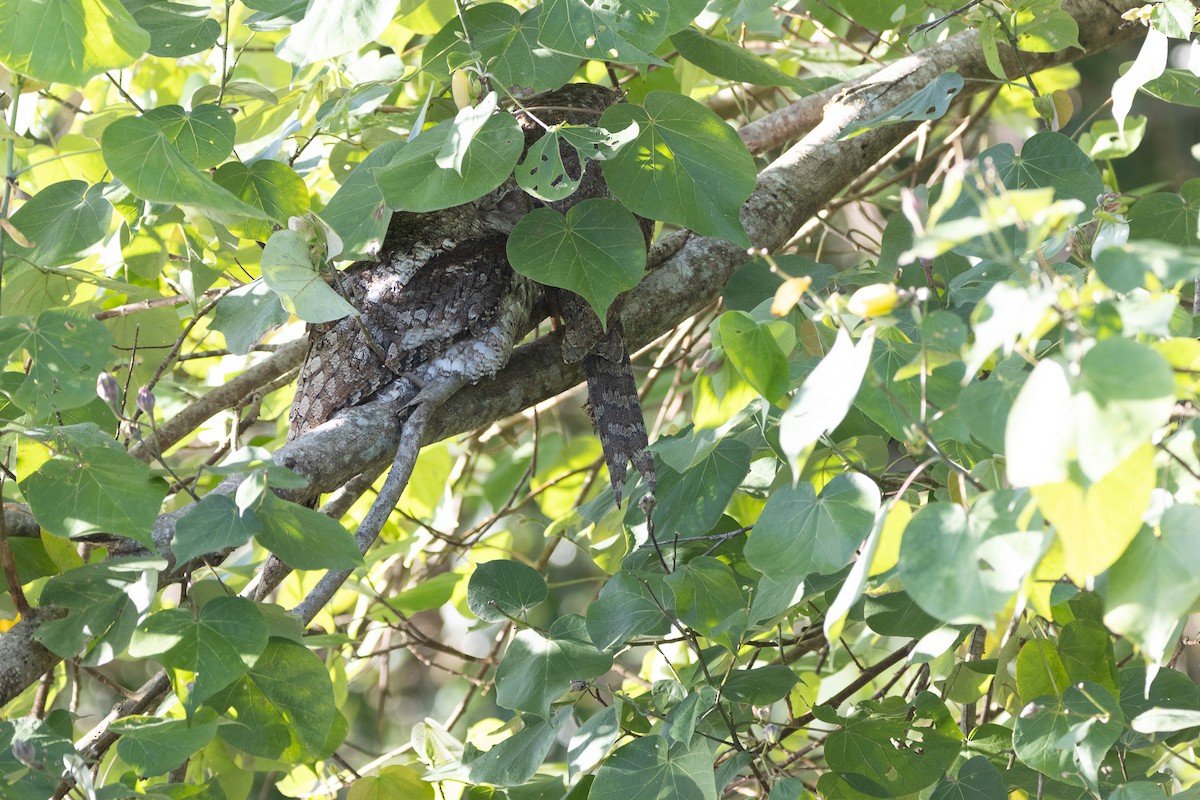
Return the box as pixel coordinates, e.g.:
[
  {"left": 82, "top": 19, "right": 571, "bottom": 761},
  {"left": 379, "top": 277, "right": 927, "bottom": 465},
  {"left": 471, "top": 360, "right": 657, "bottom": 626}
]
[{"left": 847, "top": 283, "right": 900, "bottom": 317}]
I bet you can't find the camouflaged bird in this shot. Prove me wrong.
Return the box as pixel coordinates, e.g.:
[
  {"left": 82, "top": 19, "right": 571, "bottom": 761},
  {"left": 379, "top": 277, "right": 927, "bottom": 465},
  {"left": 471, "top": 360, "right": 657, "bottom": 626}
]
[{"left": 287, "top": 84, "right": 656, "bottom": 504}]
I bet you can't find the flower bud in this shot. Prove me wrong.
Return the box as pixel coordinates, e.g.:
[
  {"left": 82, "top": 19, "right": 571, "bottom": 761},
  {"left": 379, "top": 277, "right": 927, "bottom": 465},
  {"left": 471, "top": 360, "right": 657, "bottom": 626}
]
[
  {"left": 847, "top": 283, "right": 900, "bottom": 317},
  {"left": 96, "top": 372, "right": 120, "bottom": 410},
  {"left": 136, "top": 386, "right": 156, "bottom": 415},
  {"left": 452, "top": 70, "right": 474, "bottom": 111}
]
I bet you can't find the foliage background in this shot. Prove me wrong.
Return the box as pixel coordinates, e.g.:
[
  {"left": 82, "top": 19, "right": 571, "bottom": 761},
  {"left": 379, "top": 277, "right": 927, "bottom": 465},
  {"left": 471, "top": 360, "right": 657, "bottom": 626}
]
[{"left": 1, "top": 0, "right": 1199, "bottom": 799}]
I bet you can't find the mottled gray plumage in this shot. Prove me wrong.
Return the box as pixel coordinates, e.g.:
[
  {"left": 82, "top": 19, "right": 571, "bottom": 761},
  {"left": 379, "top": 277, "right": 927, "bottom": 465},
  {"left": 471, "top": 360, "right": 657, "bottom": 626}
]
[{"left": 288, "top": 84, "right": 656, "bottom": 504}]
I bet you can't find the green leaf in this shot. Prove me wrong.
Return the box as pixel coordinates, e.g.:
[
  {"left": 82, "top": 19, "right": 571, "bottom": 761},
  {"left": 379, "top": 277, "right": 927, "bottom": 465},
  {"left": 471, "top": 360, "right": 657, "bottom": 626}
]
[
  {"left": 1013, "top": 683, "right": 1123, "bottom": 791},
  {"left": 717, "top": 311, "right": 789, "bottom": 403},
  {"left": 348, "top": 765, "right": 435, "bottom": 800},
  {"left": 4, "top": 181, "right": 113, "bottom": 268},
  {"left": 141, "top": 104, "right": 235, "bottom": 169},
  {"left": 898, "top": 491, "right": 1042, "bottom": 626},
  {"left": 386, "top": 571, "right": 463, "bottom": 615},
  {"left": 0, "top": 0, "right": 149, "bottom": 85},
  {"left": 507, "top": 199, "right": 647, "bottom": 323},
  {"left": 423, "top": 4, "right": 579, "bottom": 93},
  {"left": 586, "top": 569, "right": 670, "bottom": 651},
  {"left": 1131, "top": 708, "right": 1200, "bottom": 734},
  {"left": 722, "top": 665, "right": 798, "bottom": 705},
  {"left": 600, "top": 92, "right": 755, "bottom": 245},
  {"left": 375, "top": 111, "right": 523, "bottom": 213},
  {"left": 825, "top": 708, "right": 961, "bottom": 797},
  {"left": 1074, "top": 338, "right": 1176, "bottom": 480},
  {"left": 538, "top": 0, "right": 670, "bottom": 66},
  {"left": 930, "top": 756, "right": 1007, "bottom": 800},
  {"left": 1141, "top": 69, "right": 1200, "bottom": 107},
  {"left": 128, "top": 1, "right": 221, "bottom": 57},
  {"left": 590, "top": 735, "right": 717, "bottom": 800},
  {"left": 651, "top": 438, "right": 752, "bottom": 537},
  {"left": 452, "top": 708, "right": 569, "bottom": 787},
  {"left": 1058, "top": 620, "right": 1118, "bottom": 695},
  {"left": 467, "top": 560, "right": 549, "bottom": 623},
  {"left": 25, "top": 446, "right": 167, "bottom": 548},
  {"left": 35, "top": 557, "right": 164, "bottom": 664},
  {"left": 569, "top": 704, "right": 621, "bottom": 776},
  {"left": 670, "top": 27, "right": 803, "bottom": 88},
  {"left": 130, "top": 596, "right": 269, "bottom": 705},
  {"left": 1079, "top": 116, "right": 1147, "bottom": 160},
  {"left": 0, "top": 311, "right": 115, "bottom": 417},
  {"left": 275, "top": 0, "right": 401, "bottom": 66},
  {"left": 209, "top": 279, "right": 289, "bottom": 356},
  {"left": 959, "top": 364, "right": 1025, "bottom": 453},
  {"left": 780, "top": 327, "right": 875, "bottom": 473},
  {"left": 101, "top": 116, "right": 272, "bottom": 219},
  {"left": 213, "top": 637, "right": 339, "bottom": 760},
  {"left": 1095, "top": 241, "right": 1200, "bottom": 293},
  {"left": 255, "top": 493, "right": 364, "bottom": 570},
  {"left": 0, "top": 718, "right": 78, "bottom": 800},
  {"left": 320, "top": 140, "right": 402, "bottom": 260},
  {"left": 984, "top": 131, "right": 1103, "bottom": 209},
  {"left": 665, "top": 556, "right": 746, "bottom": 641},
  {"left": 745, "top": 473, "right": 880, "bottom": 582},
  {"left": 171, "top": 494, "right": 261, "bottom": 564},
  {"left": 1012, "top": 0, "right": 1081, "bottom": 52},
  {"left": 1015, "top": 639, "right": 1070, "bottom": 701},
  {"left": 1104, "top": 504, "right": 1200, "bottom": 666},
  {"left": 495, "top": 615, "right": 612, "bottom": 719},
  {"left": 841, "top": 73, "right": 963, "bottom": 139},
  {"left": 213, "top": 160, "right": 310, "bottom": 240},
  {"left": 260, "top": 228, "right": 358, "bottom": 323},
  {"left": 1128, "top": 179, "right": 1200, "bottom": 246},
  {"left": 863, "top": 592, "right": 940, "bottom": 638},
  {"left": 112, "top": 711, "right": 218, "bottom": 776}
]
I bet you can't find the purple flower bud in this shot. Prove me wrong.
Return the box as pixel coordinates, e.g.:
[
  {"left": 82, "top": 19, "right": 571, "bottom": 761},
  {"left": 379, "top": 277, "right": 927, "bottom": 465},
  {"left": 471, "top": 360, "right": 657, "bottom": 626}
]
[
  {"left": 96, "top": 372, "right": 120, "bottom": 409},
  {"left": 136, "top": 386, "right": 156, "bottom": 415}
]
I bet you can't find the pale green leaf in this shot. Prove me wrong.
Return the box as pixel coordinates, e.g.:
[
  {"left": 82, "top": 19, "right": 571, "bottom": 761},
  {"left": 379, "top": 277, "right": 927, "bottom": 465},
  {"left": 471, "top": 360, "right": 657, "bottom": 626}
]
[
  {"left": 255, "top": 493, "right": 364, "bottom": 570},
  {"left": 538, "top": 0, "right": 670, "bottom": 66},
  {"left": 25, "top": 447, "right": 167, "bottom": 548},
  {"left": 600, "top": 92, "right": 755, "bottom": 245},
  {"left": 376, "top": 111, "right": 524, "bottom": 213},
  {"left": 4, "top": 181, "right": 113, "bottom": 268},
  {"left": 142, "top": 103, "right": 235, "bottom": 168},
  {"left": 0, "top": 0, "right": 149, "bottom": 85},
  {"left": 260, "top": 229, "right": 357, "bottom": 323},
  {"left": 1104, "top": 504, "right": 1200, "bottom": 666},
  {"left": 745, "top": 473, "right": 880, "bottom": 582},
  {"left": 101, "top": 116, "right": 272, "bottom": 219},
  {"left": 0, "top": 311, "right": 115, "bottom": 418},
  {"left": 780, "top": 327, "right": 875, "bottom": 474},
  {"left": 276, "top": 0, "right": 401, "bottom": 66},
  {"left": 494, "top": 615, "right": 612, "bottom": 719}
]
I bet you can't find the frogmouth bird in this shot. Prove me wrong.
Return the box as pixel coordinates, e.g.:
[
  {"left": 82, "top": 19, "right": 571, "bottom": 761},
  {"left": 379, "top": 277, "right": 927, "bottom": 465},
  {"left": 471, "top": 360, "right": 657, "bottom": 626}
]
[{"left": 287, "top": 84, "right": 656, "bottom": 504}]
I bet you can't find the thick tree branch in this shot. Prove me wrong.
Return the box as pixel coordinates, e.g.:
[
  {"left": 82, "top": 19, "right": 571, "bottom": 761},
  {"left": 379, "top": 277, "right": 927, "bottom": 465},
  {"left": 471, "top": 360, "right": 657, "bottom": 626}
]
[{"left": 0, "top": 0, "right": 1144, "bottom": 709}]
